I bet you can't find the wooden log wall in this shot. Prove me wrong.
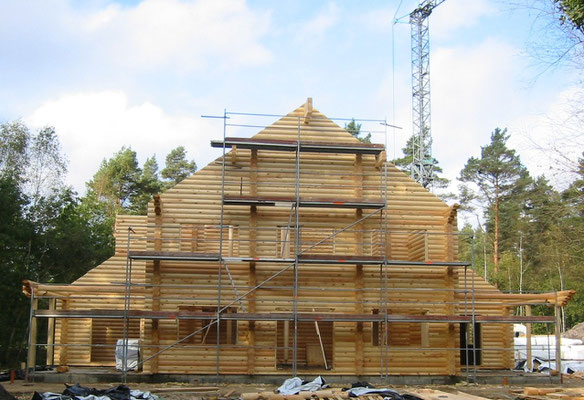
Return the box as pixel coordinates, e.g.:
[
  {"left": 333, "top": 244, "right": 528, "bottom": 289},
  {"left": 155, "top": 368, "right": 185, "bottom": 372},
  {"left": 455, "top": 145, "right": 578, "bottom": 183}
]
[
  {"left": 53, "top": 215, "right": 147, "bottom": 366},
  {"left": 454, "top": 268, "right": 514, "bottom": 370},
  {"left": 137, "top": 105, "right": 472, "bottom": 375},
  {"left": 53, "top": 103, "right": 516, "bottom": 375}
]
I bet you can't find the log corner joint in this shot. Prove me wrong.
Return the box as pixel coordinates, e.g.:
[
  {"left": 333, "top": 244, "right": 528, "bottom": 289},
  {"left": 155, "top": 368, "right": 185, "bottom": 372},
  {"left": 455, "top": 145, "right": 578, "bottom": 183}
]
[{"left": 154, "top": 194, "right": 162, "bottom": 216}]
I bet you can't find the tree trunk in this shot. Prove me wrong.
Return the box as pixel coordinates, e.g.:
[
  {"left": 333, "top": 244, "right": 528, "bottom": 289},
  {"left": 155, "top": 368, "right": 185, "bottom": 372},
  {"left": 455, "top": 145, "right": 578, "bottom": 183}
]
[
  {"left": 493, "top": 186, "right": 500, "bottom": 280},
  {"left": 556, "top": 248, "right": 566, "bottom": 332}
]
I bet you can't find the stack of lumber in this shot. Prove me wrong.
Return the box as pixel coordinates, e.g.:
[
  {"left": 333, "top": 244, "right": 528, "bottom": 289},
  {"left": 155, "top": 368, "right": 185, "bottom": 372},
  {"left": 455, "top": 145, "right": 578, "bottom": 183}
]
[
  {"left": 404, "top": 390, "right": 490, "bottom": 400},
  {"left": 513, "top": 387, "right": 584, "bottom": 400}
]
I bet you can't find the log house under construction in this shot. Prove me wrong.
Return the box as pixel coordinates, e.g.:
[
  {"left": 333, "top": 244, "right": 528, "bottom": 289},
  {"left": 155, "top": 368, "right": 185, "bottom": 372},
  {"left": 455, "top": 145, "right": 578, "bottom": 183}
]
[{"left": 24, "top": 99, "right": 574, "bottom": 380}]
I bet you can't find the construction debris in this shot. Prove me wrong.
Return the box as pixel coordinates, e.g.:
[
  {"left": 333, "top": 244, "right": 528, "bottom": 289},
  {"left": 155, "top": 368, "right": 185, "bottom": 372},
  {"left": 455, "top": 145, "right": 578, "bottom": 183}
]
[
  {"left": 244, "top": 379, "right": 438, "bottom": 400},
  {"left": 0, "top": 385, "right": 17, "bottom": 400},
  {"left": 404, "top": 390, "right": 491, "bottom": 400},
  {"left": 509, "top": 387, "right": 584, "bottom": 400},
  {"left": 32, "top": 384, "right": 158, "bottom": 400},
  {"left": 150, "top": 387, "right": 218, "bottom": 393},
  {"left": 238, "top": 388, "right": 493, "bottom": 400},
  {"left": 277, "top": 377, "right": 327, "bottom": 395}
]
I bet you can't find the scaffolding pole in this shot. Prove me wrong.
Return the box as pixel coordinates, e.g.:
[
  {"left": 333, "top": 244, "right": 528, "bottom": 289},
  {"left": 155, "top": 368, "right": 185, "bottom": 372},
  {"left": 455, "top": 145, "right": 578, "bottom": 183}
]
[{"left": 292, "top": 116, "right": 301, "bottom": 376}]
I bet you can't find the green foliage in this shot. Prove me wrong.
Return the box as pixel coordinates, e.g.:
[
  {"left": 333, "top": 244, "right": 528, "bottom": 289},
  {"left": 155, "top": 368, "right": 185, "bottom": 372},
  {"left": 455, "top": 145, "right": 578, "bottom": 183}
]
[
  {"left": 0, "top": 121, "right": 30, "bottom": 180},
  {"left": 0, "top": 122, "right": 199, "bottom": 368},
  {"left": 0, "top": 176, "right": 33, "bottom": 367},
  {"left": 161, "top": 146, "right": 197, "bottom": 188},
  {"left": 133, "top": 156, "right": 163, "bottom": 214},
  {"left": 459, "top": 128, "right": 529, "bottom": 206},
  {"left": 0, "top": 176, "right": 115, "bottom": 367},
  {"left": 86, "top": 145, "right": 197, "bottom": 215},
  {"left": 392, "top": 135, "right": 451, "bottom": 190},
  {"left": 87, "top": 147, "right": 141, "bottom": 215},
  {"left": 0, "top": 122, "right": 67, "bottom": 199},
  {"left": 344, "top": 119, "right": 371, "bottom": 143},
  {"left": 555, "top": 0, "right": 584, "bottom": 33},
  {"left": 36, "top": 189, "right": 115, "bottom": 283},
  {"left": 563, "top": 153, "right": 584, "bottom": 215},
  {"left": 458, "top": 140, "right": 584, "bottom": 330},
  {"left": 26, "top": 126, "right": 68, "bottom": 205},
  {"left": 0, "top": 121, "right": 115, "bottom": 368},
  {"left": 459, "top": 128, "right": 531, "bottom": 279}
]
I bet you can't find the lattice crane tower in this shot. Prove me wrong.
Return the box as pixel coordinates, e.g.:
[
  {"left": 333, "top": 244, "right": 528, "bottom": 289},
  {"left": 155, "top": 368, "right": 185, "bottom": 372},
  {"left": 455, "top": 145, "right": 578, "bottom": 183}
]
[{"left": 409, "top": 0, "right": 444, "bottom": 188}]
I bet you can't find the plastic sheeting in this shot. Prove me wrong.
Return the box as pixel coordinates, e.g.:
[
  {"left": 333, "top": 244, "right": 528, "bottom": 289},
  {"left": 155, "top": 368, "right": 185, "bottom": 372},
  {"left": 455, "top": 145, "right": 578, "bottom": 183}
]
[
  {"left": 277, "top": 377, "right": 327, "bottom": 395},
  {"left": 515, "top": 357, "right": 584, "bottom": 374},
  {"left": 514, "top": 331, "right": 584, "bottom": 360},
  {"left": 347, "top": 388, "right": 401, "bottom": 398},
  {"left": 115, "top": 339, "right": 140, "bottom": 371},
  {"left": 32, "top": 384, "right": 158, "bottom": 400}
]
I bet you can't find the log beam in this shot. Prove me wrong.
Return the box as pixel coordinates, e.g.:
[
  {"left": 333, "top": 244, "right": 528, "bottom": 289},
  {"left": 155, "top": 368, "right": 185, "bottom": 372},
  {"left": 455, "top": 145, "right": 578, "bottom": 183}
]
[
  {"left": 46, "top": 298, "right": 56, "bottom": 366},
  {"left": 355, "top": 264, "right": 364, "bottom": 374},
  {"left": 58, "top": 299, "right": 69, "bottom": 365},
  {"left": 303, "top": 97, "right": 313, "bottom": 124},
  {"left": 526, "top": 305, "right": 533, "bottom": 371},
  {"left": 27, "top": 297, "right": 39, "bottom": 371}
]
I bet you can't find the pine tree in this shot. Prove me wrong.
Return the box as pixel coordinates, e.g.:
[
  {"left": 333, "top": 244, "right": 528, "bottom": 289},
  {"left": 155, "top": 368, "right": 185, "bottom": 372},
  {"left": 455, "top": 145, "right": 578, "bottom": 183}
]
[
  {"left": 459, "top": 128, "right": 530, "bottom": 281},
  {"left": 392, "top": 135, "right": 450, "bottom": 189},
  {"left": 161, "top": 146, "right": 197, "bottom": 188},
  {"left": 87, "top": 147, "right": 142, "bottom": 215},
  {"left": 344, "top": 119, "right": 371, "bottom": 143},
  {"left": 132, "top": 156, "right": 163, "bottom": 214}
]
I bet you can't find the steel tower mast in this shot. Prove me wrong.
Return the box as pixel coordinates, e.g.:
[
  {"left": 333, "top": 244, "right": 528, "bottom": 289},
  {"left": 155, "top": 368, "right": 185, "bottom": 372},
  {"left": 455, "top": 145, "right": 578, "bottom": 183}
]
[{"left": 409, "top": 0, "right": 444, "bottom": 188}]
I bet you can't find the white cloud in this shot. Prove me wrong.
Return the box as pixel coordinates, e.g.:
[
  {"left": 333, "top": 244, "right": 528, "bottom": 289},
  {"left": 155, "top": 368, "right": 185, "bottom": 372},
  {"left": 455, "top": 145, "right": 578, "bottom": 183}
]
[
  {"left": 428, "top": 38, "right": 579, "bottom": 192},
  {"left": 431, "top": 0, "right": 495, "bottom": 39},
  {"left": 509, "top": 86, "right": 584, "bottom": 189},
  {"left": 25, "top": 90, "right": 220, "bottom": 193},
  {"left": 360, "top": 7, "right": 395, "bottom": 33},
  {"left": 101, "top": 0, "right": 272, "bottom": 71},
  {"left": 430, "top": 39, "right": 523, "bottom": 182},
  {"left": 361, "top": 0, "right": 493, "bottom": 35},
  {"left": 294, "top": 2, "right": 340, "bottom": 44},
  {"left": 0, "top": 0, "right": 272, "bottom": 76}
]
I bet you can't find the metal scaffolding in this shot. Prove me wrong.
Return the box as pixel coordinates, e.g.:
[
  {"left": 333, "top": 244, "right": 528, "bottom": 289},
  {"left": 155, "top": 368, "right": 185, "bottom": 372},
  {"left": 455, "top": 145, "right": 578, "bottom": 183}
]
[{"left": 24, "top": 110, "right": 564, "bottom": 384}]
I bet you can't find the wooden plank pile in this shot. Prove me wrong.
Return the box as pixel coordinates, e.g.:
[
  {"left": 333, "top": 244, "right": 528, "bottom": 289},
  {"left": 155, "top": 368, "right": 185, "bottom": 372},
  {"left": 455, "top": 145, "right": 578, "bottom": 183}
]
[
  {"left": 512, "top": 387, "right": 584, "bottom": 400},
  {"left": 405, "top": 390, "right": 492, "bottom": 400}
]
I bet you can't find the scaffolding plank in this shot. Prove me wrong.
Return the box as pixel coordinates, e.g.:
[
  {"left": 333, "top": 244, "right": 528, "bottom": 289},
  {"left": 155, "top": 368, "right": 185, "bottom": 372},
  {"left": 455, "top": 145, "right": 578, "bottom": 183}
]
[
  {"left": 384, "top": 260, "right": 471, "bottom": 267},
  {"left": 211, "top": 137, "right": 385, "bottom": 154},
  {"left": 128, "top": 251, "right": 220, "bottom": 261},
  {"left": 223, "top": 256, "right": 296, "bottom": 263},
  {"left": 126, "top": 251, "right": 470, "bottom": 266},
  {"left": 298, "top": 254, "right": 385, "bottom": 264},
  {"left": 297, "top": 254, "right": 470, "bottom": 266},
  {"left": 223, "top": 195, "right": 385, "bottom": 209},
  {"left": 33, "top": 309, "right": 555, "bottom": 324}
]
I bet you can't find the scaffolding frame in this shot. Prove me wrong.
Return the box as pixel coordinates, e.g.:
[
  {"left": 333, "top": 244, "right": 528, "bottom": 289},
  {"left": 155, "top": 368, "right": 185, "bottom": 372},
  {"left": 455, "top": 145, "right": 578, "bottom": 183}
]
[{"left": 24, "top": 109, "right": 567, "bottom": 384}]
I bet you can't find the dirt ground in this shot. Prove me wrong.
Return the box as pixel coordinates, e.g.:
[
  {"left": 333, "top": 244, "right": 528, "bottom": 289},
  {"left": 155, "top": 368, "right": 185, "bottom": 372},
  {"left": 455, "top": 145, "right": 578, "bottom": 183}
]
[{"left": 4, "top": 377, "right": 584, "bottom": 400}]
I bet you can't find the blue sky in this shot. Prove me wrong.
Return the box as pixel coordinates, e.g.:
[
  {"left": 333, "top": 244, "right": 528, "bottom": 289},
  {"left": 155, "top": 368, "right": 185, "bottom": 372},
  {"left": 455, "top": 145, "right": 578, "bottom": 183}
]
[{"left": 1, "top": 0, "right": 581, "bottom": 211}]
